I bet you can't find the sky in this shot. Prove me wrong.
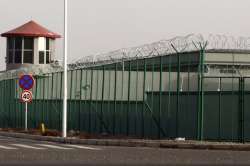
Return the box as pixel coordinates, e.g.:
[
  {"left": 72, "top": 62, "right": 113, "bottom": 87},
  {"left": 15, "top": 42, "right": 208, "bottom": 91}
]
[{"left": 0, "top": 0, "right": 250, "bottom": 70}]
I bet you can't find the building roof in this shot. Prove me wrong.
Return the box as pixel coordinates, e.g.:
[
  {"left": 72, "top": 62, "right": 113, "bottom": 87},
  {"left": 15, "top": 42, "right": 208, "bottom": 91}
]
[{"left": 1, "top": 20, "right": 61, "bottom": 39}]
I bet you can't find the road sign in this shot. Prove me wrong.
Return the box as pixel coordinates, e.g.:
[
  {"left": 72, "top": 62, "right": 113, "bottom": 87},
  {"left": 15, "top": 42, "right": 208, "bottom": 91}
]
[
  {"left": 20, "top": 90, "right": 32, "bottom": 131},
  {"left": 19, "top": 75, "right": 35, "bottom": 90},
  {"left": 20, "top": 90, "right": 33, "bottom": 103}
]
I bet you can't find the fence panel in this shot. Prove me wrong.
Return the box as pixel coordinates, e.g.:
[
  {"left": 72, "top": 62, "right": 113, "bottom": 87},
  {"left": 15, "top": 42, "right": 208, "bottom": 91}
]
[
  {"left": 3, "top": 51, "right": 250, "bottom": 142},
  {"left": 203, "top": 77, "right": 243, "bottom": 142}
]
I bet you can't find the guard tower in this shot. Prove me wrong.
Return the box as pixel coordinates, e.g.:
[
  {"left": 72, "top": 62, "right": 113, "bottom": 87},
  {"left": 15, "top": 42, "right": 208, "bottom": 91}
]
[{"left": 1, "top": 20, "right": 61, "bottom": 70}]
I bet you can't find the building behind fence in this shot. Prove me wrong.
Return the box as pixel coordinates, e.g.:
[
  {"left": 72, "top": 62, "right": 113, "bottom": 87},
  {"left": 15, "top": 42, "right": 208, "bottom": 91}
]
[{"left": 1, "top": 34, "right": 250, "bottom": 142}]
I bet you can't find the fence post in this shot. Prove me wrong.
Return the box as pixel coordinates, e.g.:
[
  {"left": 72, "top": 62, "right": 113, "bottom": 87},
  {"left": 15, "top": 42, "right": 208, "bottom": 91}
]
[
  {"left": 135, "top": 60, "right": 139, "bottom": 136},
  {"left": 218, "top": 77, "right": 221, "bottom": 141},
  {"left": 242, "top": 78, "right": 245, "bottom": 143},
  {"left": 42, "top": 75, "right": 45, "bottom": 124},
  {"left": 127, "top": 61, "right": 131, "bottom": 136},
  {"left": 51, "top": 73, "right": 54, "bottom": 129},
  {"left": 69, "top": 70, "right": 73, "bottom": 130},
  {"left": 167, "top": 54, "right": 172, "bottom": 138},
  {"left": 89, "top": 68, "right": 93, "bottom": 133},
  {"left": 150, "top": 59, "right": 155, "bottom": 138},
  {"left": 113, "top": 63, "right": 117, "bottom": 135},
  {"left": 59, "top": 72, "right": 63, "bottom": 130},
  {"left": 34, "top": 76, "right": 38, "bottom": 128},
  {"left": 176, "top": 52, "right": 180, "bottom": 138},
  {"left": 79, "top": 69, "right": 83, "bottom": 132},
  {"left": 142, "top": 59, "right": 147, "bottom": 137},
  {"left": 101, "top": 65, "right": 105, "bottom": 133},
  {"left": 159, "top": 56, "right": 162, "bottom": 139},
  {"left": 239, "top": 77, "right": 245, "bottom": 143},
  {"left": 170, "top": 44, "right": 180, "bottom": 138},
  {"left": 84, "top": 69, "right": 88, "bottom": 131},
  {"left": 198, "top": 47, "right": 205, "bottom": 140}
]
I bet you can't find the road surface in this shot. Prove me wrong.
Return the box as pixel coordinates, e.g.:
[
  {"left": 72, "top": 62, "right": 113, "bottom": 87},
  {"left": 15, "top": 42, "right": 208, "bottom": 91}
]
[{"left": 0, "top": 135, "right": 249, "bottom": 165}]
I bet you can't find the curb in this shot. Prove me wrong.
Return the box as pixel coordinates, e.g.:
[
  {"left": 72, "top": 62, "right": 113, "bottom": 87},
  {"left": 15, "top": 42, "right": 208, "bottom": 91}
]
[{"left": 0, "top": 131, "right": 249, "bottom": 151}]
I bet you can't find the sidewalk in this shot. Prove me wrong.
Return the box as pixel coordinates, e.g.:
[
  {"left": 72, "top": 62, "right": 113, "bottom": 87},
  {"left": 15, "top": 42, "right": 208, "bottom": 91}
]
[{"left": 0, "top": 131, "right": 249, "bottom": 151}]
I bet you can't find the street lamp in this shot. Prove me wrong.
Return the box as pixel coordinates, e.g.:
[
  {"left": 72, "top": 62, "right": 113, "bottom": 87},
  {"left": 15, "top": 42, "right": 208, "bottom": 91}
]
[{"left": 62, "top": 0, "right": 68, "bottom": 138}]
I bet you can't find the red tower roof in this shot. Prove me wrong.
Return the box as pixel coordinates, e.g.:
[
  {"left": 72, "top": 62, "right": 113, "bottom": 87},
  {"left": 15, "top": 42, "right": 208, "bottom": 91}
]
[{"left": 1, "top": 20, "right": 61, "bottom": 39}]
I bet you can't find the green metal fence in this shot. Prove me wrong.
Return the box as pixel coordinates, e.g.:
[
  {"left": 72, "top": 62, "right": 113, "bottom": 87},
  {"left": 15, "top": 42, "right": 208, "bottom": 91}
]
[{"left": 1, "top": 46, "right": 250, "bottom": 142}]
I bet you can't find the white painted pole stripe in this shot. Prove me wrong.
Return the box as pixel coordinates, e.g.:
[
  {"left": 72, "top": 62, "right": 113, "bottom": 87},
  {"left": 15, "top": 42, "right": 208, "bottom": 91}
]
[
  {"left": 11, "top": 144, "right": 46, "bottom": 150},
  {"left": 64, "top": 144, "right": 101, "bottom": 150},
  {"left": 0, "top": 145, "right": 17, "bottom": 150},
  {"left": 36, "top": 144, "right": 72, "bottom": 150}
]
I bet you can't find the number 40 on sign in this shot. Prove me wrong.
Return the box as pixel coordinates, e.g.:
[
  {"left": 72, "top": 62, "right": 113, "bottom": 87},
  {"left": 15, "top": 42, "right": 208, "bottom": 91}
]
[{"left": 21, "top": 90, "right": 33, "bottom": 103}]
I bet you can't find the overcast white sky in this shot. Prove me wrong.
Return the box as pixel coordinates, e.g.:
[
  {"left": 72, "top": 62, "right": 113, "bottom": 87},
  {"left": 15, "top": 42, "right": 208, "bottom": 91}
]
[{"left": 0, "top": 0, "right": 249, "bottom": 70}]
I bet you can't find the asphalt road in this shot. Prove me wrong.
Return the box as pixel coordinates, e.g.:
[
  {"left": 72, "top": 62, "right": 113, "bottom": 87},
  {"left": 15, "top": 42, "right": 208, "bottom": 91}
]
[{"left": 0, "top": 136, "right": 249, "bottom": 165}]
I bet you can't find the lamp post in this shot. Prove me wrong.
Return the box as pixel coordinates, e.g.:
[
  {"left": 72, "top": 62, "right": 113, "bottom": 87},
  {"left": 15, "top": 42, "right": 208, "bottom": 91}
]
[{"left": 62, "top": 0, "right": 68, "bottom": 138}]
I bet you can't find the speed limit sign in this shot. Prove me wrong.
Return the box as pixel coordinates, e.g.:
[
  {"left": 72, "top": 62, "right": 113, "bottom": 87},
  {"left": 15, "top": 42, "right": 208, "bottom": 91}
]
[{"left": 21, "top": 90, "right": 33, "bottom": 103}]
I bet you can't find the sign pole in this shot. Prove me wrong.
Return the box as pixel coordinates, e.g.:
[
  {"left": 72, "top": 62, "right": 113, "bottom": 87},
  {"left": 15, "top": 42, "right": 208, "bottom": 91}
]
[
  {"left": 62, "top": 0, "right": 68, "bottom": 138},
  {"left": 25, "top": 102, "right": 28, "bottom": 131}
]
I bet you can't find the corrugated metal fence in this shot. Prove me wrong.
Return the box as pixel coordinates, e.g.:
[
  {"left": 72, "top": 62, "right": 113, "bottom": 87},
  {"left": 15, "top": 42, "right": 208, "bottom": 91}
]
[{"left": 1, "top": 50, "right": 250, "bottom": 142}]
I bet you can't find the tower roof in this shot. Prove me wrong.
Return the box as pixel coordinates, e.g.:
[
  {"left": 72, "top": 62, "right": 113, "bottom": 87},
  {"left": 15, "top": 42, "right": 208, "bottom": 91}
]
[{"left": 1, "top": 20, "right": 61, "bottom": 39}]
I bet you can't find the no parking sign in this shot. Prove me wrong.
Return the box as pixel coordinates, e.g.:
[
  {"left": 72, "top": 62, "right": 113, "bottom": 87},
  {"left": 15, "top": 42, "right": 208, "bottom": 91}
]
[{"left": 19, "top": 74, "right": 35, "bottom": 90}]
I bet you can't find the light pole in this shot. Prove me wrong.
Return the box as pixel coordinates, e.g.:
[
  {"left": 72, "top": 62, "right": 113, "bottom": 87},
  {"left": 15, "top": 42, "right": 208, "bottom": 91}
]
[{"left": 62, "top": 0, "right": 68, "bottom": 138}]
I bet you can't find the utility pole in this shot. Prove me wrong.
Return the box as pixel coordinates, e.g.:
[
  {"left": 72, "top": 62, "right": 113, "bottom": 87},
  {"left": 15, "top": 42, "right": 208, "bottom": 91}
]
[{"left": 62, "top": 0, "right": 68, "bottom": 138}]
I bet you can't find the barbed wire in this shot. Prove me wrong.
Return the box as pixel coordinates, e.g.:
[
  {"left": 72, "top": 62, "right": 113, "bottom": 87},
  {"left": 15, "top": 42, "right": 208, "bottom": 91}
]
[{"left": 68, "top": 34, "right": 250, "bottom": 69}]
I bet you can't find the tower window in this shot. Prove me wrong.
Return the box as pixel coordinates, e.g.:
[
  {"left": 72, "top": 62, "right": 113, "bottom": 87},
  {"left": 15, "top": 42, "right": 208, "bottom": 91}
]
[
  {"left": 7, "top": 38, "right": 14, "bottom": 49},
  {"left": 46, "top": 51, "right": 50, "bottom": 64},
  {"left": 39, "top": 51, "right": 45, "bottom": 64},
  {"left": 46, "top": 38, "right": 50, "bottom": 50},
  {"left": 15, "top": 37, "right": 22, "bottom": 50},
  {"left": 7, "top": 37, "right": 34, "bottom": 64},
  {"left": 24, "top": 37, "right": 34, "bottom": 49},
  {"left": 23, "top": 51, "right": 33, "bottom": 63},
  {"left": 8, "top": 51, "right": 13, "bottom": 63},
  {"left": 14, "top": 51, "right": 22, "bottom": 63}
]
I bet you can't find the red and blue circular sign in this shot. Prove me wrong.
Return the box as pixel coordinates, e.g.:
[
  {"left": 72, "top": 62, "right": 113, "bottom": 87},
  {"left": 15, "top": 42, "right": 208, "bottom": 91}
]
[{"left": 19, "top": 75, "right": 35, "bottom": 90}]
